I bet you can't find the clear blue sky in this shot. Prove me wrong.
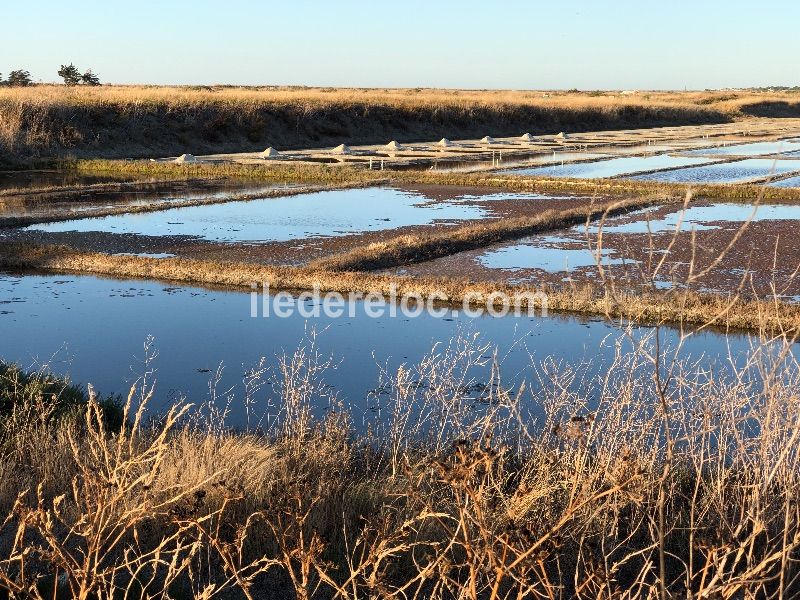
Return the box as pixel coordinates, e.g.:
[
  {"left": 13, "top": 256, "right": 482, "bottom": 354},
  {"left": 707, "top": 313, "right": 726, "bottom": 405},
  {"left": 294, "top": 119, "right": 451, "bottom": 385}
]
[{"left": 2, "top": 0, "right": 798, "bottom": 89}]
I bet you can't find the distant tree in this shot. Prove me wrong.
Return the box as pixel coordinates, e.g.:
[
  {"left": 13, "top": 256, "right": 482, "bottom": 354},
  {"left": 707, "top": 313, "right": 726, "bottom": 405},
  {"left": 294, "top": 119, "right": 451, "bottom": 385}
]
[
  {"left": 58, "top": 63, "right": 81, "bottom": 86},
  {"left": 81, "top": 69, "right": 100, "bottom": 86},
  {"left": 7, "top": 70, "right": 32, "bottom": 86}
]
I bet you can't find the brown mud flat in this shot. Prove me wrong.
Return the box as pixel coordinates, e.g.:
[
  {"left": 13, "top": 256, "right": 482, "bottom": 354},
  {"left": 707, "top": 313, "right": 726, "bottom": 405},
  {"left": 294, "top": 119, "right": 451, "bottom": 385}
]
[{"left": 390, "top": 201, "right": 800, "bottom": 300}]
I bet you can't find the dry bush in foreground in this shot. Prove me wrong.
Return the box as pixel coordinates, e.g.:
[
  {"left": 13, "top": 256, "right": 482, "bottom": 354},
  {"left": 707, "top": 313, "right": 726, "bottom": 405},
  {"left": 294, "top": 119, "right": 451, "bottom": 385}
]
[{"left": 0, "top": 322, "right": 799, "bottom": 598}]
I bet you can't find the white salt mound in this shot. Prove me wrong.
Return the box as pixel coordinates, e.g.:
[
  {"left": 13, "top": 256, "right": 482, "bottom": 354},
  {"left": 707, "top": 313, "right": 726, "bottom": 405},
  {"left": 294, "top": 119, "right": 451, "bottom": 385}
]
[
  {"left": 519, "top": 133, "right": 534, "bottom": 141},
  {"left": 261, "top": 147, "right": 280, "bottom": 158},
  {"left": 480, "top": 136, "right": 497, "bottom": 144},
  {"left": 174, "top": 153, "right": 197, "bottom": 164},
  {"left": 331, "top": 144, "right": 352, "bottom": 155},
  {"left": 555, "top": 132, "right": 568, "bottom": 140},
  {"left": 437, "top": 138, "right": 454, "bottom": 147},
  {"left": 385, "top": 140, "right": 405, "bottom": 151}
]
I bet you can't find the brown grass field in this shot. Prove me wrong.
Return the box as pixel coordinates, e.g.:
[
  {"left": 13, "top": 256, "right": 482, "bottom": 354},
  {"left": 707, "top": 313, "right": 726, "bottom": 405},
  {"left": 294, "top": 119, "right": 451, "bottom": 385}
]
[{"left": 2, "top": 85, "right": 800, "bottom": 164}]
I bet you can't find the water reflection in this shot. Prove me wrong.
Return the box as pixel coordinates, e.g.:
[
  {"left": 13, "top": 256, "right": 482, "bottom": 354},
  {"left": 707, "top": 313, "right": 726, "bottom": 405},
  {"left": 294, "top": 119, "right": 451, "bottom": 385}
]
[
  {"left": 502, "top": 154, "right": 714, "bottom": 178},
  {"left": 631, "top": 159, "right": 800, "bottom": 183},
  {"left": 25, "top": 186, "right": 547, "bottom": 242},
  {"left": 0, "top": 272, "right": 786, "bottom": 427}
]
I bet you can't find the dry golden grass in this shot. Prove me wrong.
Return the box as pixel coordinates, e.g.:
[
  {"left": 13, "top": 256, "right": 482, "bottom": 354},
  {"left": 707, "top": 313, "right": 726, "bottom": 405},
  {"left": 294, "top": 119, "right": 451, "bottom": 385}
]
[
  {"left": 9, "top": 85, "right": 793, "bottom": 163},
  {"left": 70, "top": 159, "right": 389, "bottom": 185},
  {"left": 1, "top": 85, "right": 796, "bottom": 113}
]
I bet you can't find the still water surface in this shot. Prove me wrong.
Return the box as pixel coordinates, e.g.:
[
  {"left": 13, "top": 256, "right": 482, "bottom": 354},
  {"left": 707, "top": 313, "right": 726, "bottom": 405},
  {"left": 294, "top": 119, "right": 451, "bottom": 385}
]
[{"left": 0, "top": 272, "right": 784, "bottom": 427}]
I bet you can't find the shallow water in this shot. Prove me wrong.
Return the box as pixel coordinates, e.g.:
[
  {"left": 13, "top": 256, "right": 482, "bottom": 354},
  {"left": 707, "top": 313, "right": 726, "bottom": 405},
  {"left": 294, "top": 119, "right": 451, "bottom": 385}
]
[
  {"left": 25, "top": 186, "right": 537, "bottom": 242},
  {"left": 584, "top": 203, "right": 800, "bottom": 234},
  {"left": 630, "top": 159, "right": 800, "bottom": 184},
  {"left": 686, "top": 140, "right": 800, "bottom": 157},
  {"left": 478, "top": 242, "right": 626, "bottom": 272},
  {"left": 0, "top": 272, "right": 778, "bottom": 427},
  {"left": 501, "top": 154, "right": 714, "bottom": 179}
]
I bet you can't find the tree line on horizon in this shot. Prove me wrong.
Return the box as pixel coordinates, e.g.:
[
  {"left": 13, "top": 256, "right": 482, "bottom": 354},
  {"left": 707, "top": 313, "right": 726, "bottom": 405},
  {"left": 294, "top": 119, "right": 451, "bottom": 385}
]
[{"left": 0, "top": 64, "right": 100, "bottom": 87}]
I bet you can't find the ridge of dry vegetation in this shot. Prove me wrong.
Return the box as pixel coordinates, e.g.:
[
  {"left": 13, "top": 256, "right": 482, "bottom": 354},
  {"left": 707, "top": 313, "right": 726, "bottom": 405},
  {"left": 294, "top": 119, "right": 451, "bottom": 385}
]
[
  {"left": 1, "top": 242, "right": 798, "bottom": 334},
  {"left": 5, "top": 86, "right": 799, "bottom": 163},
  {"left": 309, "top": 196, "right": 664, "bottom": 271}
]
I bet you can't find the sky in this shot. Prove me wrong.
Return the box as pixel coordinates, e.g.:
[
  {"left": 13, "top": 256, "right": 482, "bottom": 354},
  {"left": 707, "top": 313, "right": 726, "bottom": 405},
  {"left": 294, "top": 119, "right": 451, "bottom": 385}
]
[{"left": 2, "top": 0, "right": 798, "bottom": 90}]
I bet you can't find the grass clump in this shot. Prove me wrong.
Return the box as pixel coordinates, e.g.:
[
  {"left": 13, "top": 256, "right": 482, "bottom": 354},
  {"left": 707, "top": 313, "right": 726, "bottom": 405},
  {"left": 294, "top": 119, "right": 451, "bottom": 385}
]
[{"left": 0, "top": 361, "right": 123, "bottom": 431}]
